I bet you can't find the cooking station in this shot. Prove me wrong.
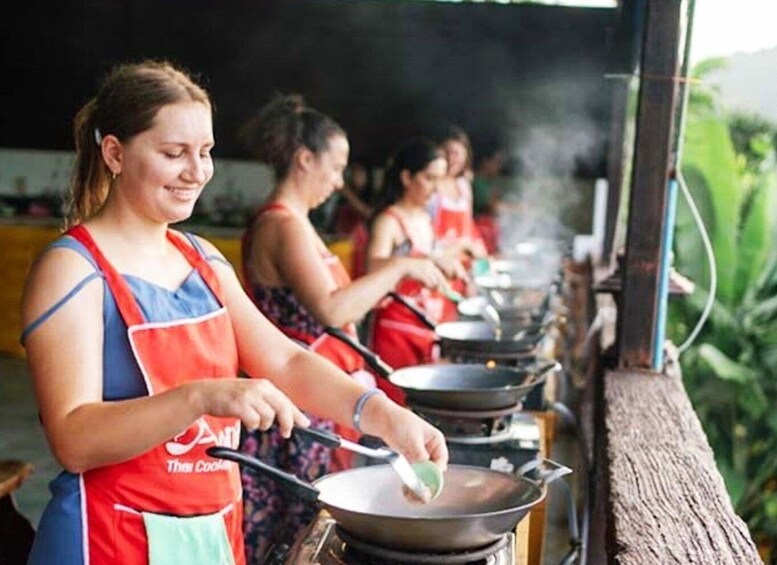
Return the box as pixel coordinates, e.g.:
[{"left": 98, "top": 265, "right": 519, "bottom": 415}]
[
  {"left": 222, "top": 250, "right": 577, "bottom": 565},
  {"left": 287, "top": 518, "right": 517, "bottom": 564}
]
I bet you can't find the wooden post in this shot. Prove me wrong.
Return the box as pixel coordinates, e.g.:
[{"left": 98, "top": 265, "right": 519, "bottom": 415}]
[
  {"left": 618, "top": 0, "right": 683, "bottom": 368},
  {"left": 602, "top": 0, "right": 641, "bottom": 265}
]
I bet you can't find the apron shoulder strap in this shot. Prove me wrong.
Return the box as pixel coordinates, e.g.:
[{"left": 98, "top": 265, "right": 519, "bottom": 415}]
[
  {"left": 65, "top": 225, "right": 146, "bottom": 327},
  {"left": 167, "top": 231, "right": 226, "bottom": 304},
  {"left": 384, "top": 207, "right": 420, "bottom": 255}
]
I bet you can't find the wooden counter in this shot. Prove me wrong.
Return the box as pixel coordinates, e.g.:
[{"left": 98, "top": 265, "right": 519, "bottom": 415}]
[{"left": 0, "top": 221, "right": 353, "bottom": 357}]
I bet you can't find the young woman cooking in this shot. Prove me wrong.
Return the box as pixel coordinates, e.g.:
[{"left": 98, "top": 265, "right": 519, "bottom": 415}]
[
  {"left": 20, "top": 61, "right": 448, "bottom": 565},
  {"left": 430, "top": 126, "right": 489, "bottom": 320},
  {"left": 237, "top": 94, "right": 451, "bottom": 562},
  {"left": 366, "top": 138, "right": 468, "bottom": 401}
]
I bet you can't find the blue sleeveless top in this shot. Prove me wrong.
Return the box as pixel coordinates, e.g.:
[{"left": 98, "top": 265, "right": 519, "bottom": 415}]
[{"left": 24, "top": 233, "right": 228, "bottom": 565}]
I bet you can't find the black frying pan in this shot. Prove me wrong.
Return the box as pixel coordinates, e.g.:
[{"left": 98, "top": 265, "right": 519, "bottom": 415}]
[
  {"left": 207, "top": 442, "right": 571, "bottom": 552},
  {"left": 324, "top": 327, "right": 554, "bottom": 411},
  {"left": 387, "top": 291, "right": 547, "bottom": 355}
]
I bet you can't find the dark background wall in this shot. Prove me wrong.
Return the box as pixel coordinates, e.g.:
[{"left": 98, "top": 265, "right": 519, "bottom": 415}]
[{"left": 1, "top": 0, "right": 620, "bottom": 176}]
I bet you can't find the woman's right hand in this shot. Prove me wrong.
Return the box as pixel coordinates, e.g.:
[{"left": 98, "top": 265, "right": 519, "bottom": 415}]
[
  {"left": 430, "top": 254, "right": 468, "bottom": 281},
  {"left": 397, "top": 257, "right": 449, "bottom": 290},
  {"left": 191, "top": 378, "right": 310, "bottom": 438}
]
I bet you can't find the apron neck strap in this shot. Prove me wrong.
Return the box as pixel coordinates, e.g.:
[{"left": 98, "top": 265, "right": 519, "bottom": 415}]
[
  {"left": 66, "top": 226, "right": 226, "bottom": 328},
  {"left": 167, "top": 231, "right": 225, "bottom": 303},
  {"left": 65, "top": 224, "right": 146, "bottom": 327}
]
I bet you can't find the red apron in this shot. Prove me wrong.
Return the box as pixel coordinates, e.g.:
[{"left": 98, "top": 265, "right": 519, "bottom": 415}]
[
  {"left": 368, "top": 209, "right": 444, "bottom": 404},
  {"left": 67, "top": 225, "right": 244, "bottom": 565},
  {"left": 242, "top": 203, "right": 368, "bottom": 469},
  {"left": 432, "top": 179, "right": 483, "bottom": 321}
]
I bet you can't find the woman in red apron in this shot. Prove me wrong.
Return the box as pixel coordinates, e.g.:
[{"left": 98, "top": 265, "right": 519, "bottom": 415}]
[
  {"left": 20, "top": 61, "right": 448, "bottom": 565},
  {"left": 367, "top": 138, "right": 468, "bottom": 402},
  {"left": 237, "top": 95, "right": 453, "bottom": 562},
  {"left": 430, "top": 126, "right": 489, "bottom": 321}
]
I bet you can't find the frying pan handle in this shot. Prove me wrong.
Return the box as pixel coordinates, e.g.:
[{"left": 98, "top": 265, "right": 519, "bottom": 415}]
[
  {"left": 291, "top": 425, "right": 341, "bottom": 448},
  {"left": 516, "top": 457, "right": 572, "bottom": 488},
  {"left": 323, "top": 326, "right": 394, "bottom": 378},
  {"left": 540, "top": 279, "right": 561, "bottom": 312},
  {"left": 536, "top": 361, "right": 561, "bottom": 379},
  {"left": 206, "top": 447, "right": 320, "bottom": 503},
  {"left": 387, "top": 291, "right": 437, "bottom": 331}
]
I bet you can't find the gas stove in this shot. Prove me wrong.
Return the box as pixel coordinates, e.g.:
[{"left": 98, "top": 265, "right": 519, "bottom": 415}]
[
  {"left": 286, "top": 519, "right": 516, "bottom": 564},
  {"left": 427, "top": 409, "right": 540, "bottom": 473}
]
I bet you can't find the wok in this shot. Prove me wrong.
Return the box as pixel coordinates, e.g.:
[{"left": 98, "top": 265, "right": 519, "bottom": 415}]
[
  {"left": 457, "top": 295, "right": 549, "bottom": 323},
  {"left": 388, "top": 291, "right": 547, "bottom": 355},
  {"left": 208, "top": 446, "right": 570, "bottom": 552},
  {"left": 475, "top": 275, "right": 560, "bottom": 310},
  {"left": 325, "top": 327, "right": 555, "bottom": 411},
  {"left": 388, "top": 363, "right": 556, "bottom": 411}
]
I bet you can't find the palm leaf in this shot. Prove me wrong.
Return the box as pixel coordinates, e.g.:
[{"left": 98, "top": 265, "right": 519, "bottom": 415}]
[
  {"left": 680, "top": 116, "right": 743, "bottom": 305},
  {"left": 734, "top": 172, "right": 777, "bottom": 301},
  {"left": 697, "top": 343, "right": 758, "bottom": 383}
]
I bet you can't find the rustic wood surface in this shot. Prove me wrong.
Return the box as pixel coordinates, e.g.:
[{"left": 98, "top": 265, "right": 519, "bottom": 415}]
[{"left": 604, "top": 356, "right": 762, "bottom": 564}]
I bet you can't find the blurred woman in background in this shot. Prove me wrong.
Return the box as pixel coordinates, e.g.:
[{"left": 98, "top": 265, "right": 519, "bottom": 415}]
[
  {"left": 430, "top": 126, "right": 488, "bottom": 320},
  {"left": 366, "top": 138, "right": 467, "bottom": 401},
  {"left": 238, "top": 95, "right": 450, "bottom": 561}
]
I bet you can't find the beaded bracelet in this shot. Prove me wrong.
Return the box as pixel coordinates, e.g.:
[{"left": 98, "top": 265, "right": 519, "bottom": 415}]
[{"left": 352, "top": 388, "right": 386, "bottom": 433}]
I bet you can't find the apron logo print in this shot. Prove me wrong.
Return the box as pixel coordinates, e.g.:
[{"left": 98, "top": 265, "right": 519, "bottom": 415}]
[{"left": 165, "top": 418, "right": 239, "bottom": 456}]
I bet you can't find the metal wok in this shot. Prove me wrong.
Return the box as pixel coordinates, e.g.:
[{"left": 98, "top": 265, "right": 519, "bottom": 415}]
[
  {"left": 208, "top": 446, "right": 570, "bottom": 552},
  {"left": 388, "top": 291, "right": 547, "bottom": 355},
  {"left": 457, "top": 294, "right": 550, "bottom": 324},
  {"left": 325, "top": 327, "right": 555, "bottom": 411},
  {"left": 475, "top": 274, "right": 560, "bottom": 310},
  {"left": 389, "top": 363, "right": 556, "bottom": 411}
]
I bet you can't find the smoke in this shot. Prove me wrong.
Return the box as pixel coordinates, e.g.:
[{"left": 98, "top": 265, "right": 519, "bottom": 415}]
[{"left": 493, "top": 77, "right": 607, "bottom": 267}]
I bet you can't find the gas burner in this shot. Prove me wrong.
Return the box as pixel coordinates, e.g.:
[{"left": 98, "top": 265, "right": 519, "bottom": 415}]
[
  {"left": 446, "top": 350, "right": 538, "bottom": 366},
  {"left": 287, "top": 518, "right": 516, "bottom": 564},
  {"left": 338, "top": 526, "right": 509, "bottom": 564},
  {"left": 411, "top": 403, "right": 522, "bottom": 443}
]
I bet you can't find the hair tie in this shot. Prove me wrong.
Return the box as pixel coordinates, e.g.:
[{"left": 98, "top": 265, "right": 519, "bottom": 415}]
[{"left": 94, "top": 128, "right": 103, "bottom": 147}]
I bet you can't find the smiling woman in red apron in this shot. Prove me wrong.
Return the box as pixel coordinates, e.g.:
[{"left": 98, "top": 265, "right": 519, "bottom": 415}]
[
  {"left": 20, "top": 62, "right": 448, "bottom": 565},
  {"left": 366, "top": 138, "right": 468, "bottom": 402},
  {"left": 237, "top": 95, "right": 453, "bottom": 562}
]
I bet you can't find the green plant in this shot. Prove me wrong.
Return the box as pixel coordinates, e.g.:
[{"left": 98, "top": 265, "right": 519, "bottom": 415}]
[{"left": 668, "top": 60, "right": 777, "bottom": 552}]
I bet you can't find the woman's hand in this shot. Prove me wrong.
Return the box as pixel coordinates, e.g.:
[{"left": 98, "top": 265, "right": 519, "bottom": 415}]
[
  {"left": 431, "top": 254, "right": 469, "bottom": 281},
  {"left": 398, "top": 257, "right": 449, "bottom": 290},
  {"left": 361, "top": 395, "right": 449, "bottom": 469},
  {"left": 192, "top": 378, "right": 310, "bottom": 438}
]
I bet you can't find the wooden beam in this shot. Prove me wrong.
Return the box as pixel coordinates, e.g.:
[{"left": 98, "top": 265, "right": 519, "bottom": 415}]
[
  {"left": 602, "top": 355, "right": 761, "bottom": 563},
  {"left": 618, "top": 0, "right": 683, "bottom": 368}
]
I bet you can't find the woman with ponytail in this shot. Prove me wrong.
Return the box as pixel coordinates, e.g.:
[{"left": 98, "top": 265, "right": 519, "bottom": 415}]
[
  {"left": 20, "top": 62, "right": 447, "bottom": 565},
  {"left": 366, "top": 138, "right": 467, "bottom": 393},
  {"left": 238, "top": 95, "right": 449, "bottom": 561}
]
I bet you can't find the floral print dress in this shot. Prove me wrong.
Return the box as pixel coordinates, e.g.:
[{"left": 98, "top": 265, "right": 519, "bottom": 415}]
[{"left": 239, "top": 284, "right": 334, "bottom": 563}]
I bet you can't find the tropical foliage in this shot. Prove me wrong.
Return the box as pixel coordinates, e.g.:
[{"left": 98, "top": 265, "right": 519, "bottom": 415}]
[{"left": 668, "top": 59, "right": 777, "bottom": 555}]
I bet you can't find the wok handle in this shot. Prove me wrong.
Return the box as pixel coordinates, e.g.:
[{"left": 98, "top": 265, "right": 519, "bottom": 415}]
[
  {"left": 540, "top": 279, "right": 561, "bottom": 312},
  {"left": 292, "top": 425, "right": 342, "bottom": 448},
  {"left": 534, "top": 361, "right": 561, "bottom": 380},
  {"left": 323, "top": 326, "right": 394, "bottom": 378},
  {"left": 387, "top": 291, "right": 437, "bottom": 331},
  {"left": 206, "top": 447, "right": 320, "bottom": 503},
  {"left": 518, "top": 361, "right": 558, "bottom": 388},
  {"left": 516, "top": 457, "right": 572, "bottom": 488}
]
